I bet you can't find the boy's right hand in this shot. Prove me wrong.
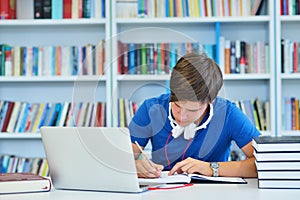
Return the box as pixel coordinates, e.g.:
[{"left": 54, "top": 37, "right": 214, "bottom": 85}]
[{"left": 135, "top": 159, "right": 164, "bottom": 178}]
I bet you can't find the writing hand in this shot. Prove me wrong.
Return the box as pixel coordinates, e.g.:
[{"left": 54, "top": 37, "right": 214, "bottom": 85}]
[
  {"left": 168, "top": 157, "right": 212, "bottom": 176},
  {"left": 135, "top": 159, "right": 164, "bottom": 178}
]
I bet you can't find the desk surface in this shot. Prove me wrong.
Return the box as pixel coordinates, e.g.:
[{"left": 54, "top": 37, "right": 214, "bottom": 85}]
[{"left": 1, "top": 179, "right": 300, "bottom": 200}]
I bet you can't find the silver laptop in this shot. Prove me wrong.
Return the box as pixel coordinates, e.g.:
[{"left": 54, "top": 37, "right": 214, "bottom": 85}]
[{"left": 40, "top": 126, "right": 149, "bottom": 193}]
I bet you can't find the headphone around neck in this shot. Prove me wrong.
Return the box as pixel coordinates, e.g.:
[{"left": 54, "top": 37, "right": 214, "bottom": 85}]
[{"left": 168, "top": 102, "right": 214, "bottom": 140}]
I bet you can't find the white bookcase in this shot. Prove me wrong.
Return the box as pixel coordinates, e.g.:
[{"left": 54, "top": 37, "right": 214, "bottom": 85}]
[
  {"left": 111, "top": 0, "right": 275, "bottom": 135},
  {"left": 275, "top": 0, "right": 300, "bottom": 136},
  {"left": 0, "top": 5, "right": 110, "bottom": 157},
  {"left": 0, "top": 0, "right": 279, "bottom": 159}
]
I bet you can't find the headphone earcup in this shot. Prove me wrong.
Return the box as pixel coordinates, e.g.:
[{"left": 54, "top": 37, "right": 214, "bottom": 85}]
[{"left": 172, "top": 125, "right": 184, "bottom": 138}]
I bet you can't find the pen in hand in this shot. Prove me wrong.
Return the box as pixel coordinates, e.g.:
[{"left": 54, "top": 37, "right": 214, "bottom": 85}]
[{"left": 135, "top": 141, "right": 155, "bottom": 168}]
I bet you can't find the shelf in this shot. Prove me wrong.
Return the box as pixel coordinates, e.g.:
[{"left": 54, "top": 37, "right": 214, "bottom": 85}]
[
  {"left": 0, "top": 18, "right": 106, "bottom": 26},
  {"left": 278, "top": 130, "right": 300, "bottom": 136},
  {"left": 117, "top": 74, "right": 170, "bottom": 81},
  {"left": 280, "top": 15, "right": 300, "bottom": 22},
  {"left": 0, "top": 76, "right": 106, "bottom": 82},
  {"left": 0, "top": 133, "right": 41, "bottom": 139},
  {"left": 116, "top": 74, "right": 271, "bottom": 81},
  {"left": 223, "top": 74, "right": 271, "bottom": 80},
  {"left": 280, "top": 73, "right": 300, "bottom": 79},
  {"left": 116, "top": 16, "right": 270, "bottom": 24}
]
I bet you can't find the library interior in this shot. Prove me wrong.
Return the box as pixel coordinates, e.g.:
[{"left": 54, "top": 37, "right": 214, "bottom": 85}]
[{"left": 0, "top": 0, "right": 300, "bottom": 198}]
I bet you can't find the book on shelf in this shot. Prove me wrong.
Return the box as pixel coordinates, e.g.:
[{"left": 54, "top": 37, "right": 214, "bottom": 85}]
[
  {"left": 0, "top": 43, "right": 105, "bottom": 77},
  {"left": 0, "top": 0, "right": 17, "bottom": 19},
  {"left": 0, "top": 173, "right": 51, "bottom": 194},
  {"left": 0, "top": 100, "right": 107, "bottom": 133},
  {"left": 252, "top": 136, "right": 300, "bottom": 152},
  {"left": 1, "top": 154, "right": 49, "bottom": 175},
  {"left": 116, "top": 0, "right": 260, "bottom": 18},
  {"left": 138, "top": 171, "right": 246, "bottom": 185}
]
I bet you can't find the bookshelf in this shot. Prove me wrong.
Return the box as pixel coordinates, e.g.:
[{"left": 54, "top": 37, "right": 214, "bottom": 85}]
[
  {"left": 111, "top": 0, "right": 275, "bottom": 136},
  {"left": 0, "top": 0, "right": 110, "bottom": 158},
  {"left": 0, "top": 0, "right": 281, "bottom": 163},
  {"left": 275, "top": 0, "right": 300, "bottom": 136}
]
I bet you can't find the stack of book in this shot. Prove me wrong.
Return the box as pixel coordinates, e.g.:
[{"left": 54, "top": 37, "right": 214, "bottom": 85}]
[{"left": 252, "top": 136, "right": 300, "bottom": 189}]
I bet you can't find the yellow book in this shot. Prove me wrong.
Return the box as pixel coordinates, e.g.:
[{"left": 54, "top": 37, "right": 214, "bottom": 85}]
[
  {"left": 169, "top": 0, "right": 174, "bottom": 17},
  {"left": 194, "top": 0, "right": 200, "bottom": 17},
  {"left": 31, "top": 103, "right": 45, "bottom": 133},
  {"left": 251, "top": 100, "right": 261, "bottom": 131}
]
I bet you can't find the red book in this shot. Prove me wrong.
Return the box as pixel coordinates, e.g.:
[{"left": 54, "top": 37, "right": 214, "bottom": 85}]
[
  {"left": 0, "top": 0, "right": 9, "bottom": 19},
  {"left": 63, "top": 0, "right": 72, "bottom": 18},
  {"left": 0, "top": 173, "right": 51, "bottom": 194},
  {"left": 8, "top": 0, "right": 16, "bottom": 19},
  {"left": 293, "top": 42, "right": 298, "bottom": 73},
  {"left": 1, "top": 101, "right": 15, "bottom": 132}
]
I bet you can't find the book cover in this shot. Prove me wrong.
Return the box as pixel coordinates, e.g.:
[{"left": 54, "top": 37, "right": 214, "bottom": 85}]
[
  {"left": 252, "top": 136, "right": 300, "bottom": 152},
  {"left": 0, "top": 173, "right": 51, "bottom": 194}
]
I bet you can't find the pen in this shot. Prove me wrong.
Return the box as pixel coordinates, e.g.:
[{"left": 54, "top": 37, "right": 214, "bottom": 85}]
[{"left": 135, "top": 141, "right": 155, "bottom": 168}]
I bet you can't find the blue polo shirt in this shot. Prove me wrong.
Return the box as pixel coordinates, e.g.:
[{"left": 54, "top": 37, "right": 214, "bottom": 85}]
[{"left": 129, "top": 93, "right": 260, "bottom": 170}]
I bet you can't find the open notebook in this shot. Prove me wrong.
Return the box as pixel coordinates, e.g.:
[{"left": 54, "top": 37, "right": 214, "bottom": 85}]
[
  {"left": 139, "top": 171, "right": 247, "bottom": 184},
  {"left": 40, "top": 127, "right": 153, "bottom": 193}
]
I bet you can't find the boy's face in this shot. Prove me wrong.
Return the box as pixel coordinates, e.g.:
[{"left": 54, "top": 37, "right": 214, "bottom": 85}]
[{"left": 170, "top": 101, "right": 209, "bottom": 127}]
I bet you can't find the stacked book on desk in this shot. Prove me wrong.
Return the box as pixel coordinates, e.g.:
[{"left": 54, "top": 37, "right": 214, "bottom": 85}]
[{"left": 252, "top": 136, "right": 300, "bottom": 189}]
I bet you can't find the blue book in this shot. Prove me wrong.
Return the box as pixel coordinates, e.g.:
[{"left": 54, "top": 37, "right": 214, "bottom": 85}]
[
  {"left": 165, "top": 0, "right": 169, "bottom": 17},
  {"left": 101, "top": 0, "right": 105, "bottom": 18},
  {"left": 49, "top": 103, "right": 62, "bottom": 126},
  {"left": 169, "top": 43, "right": 177, "bottom": 71},
  {"left": 51, "top": 0, "right": 63, "bottom": 19},
  {"left": 0, "top": 101, "right": 9, "bottom": 131},
  {"left": 37, "top": 103, "right": 50, "bottom": 130},
  {"left": 32, "top": 47, "right": 39, "bottom": 76},
  {"left": 215, "top": 22, "right": 220, "bottom": 65},
  {"left": 1, "top": 155, "right": 10, "bottom": 173},
  {"left": 128, "top": 43, "right": 136, "bottom": 74},
  {"left": 18, "top": 103, "right": 31, "bottom": 133},
  {"left": 22, "top": 47, "right": 27, "bottom": 75},
  {"left": 83, "top": 0, "right": 92, "bottom": 18},
  {"left": 72, "top": 46, "right": 78, "bottom": 75}
]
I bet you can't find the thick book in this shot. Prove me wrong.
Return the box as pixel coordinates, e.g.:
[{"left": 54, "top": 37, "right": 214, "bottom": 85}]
[
  {"left": 255, "top": 160, "right": 300, "bottom": 170},
  {"left": 138, "top": 171, "right": 246, "bottom": 185},
  {"left": 252, "top": 136, "right": 300, "bottom": 152},
  {"left": 0, "top": 173, "right": 51, "bottom": 194},
  {"left": 258, "top": 179, "right": 300, "bottom": 189},
  {"left": 254, "top": 151, "right": 300, "bottom": 162},
  {"left": 257, "top": 170, "right": 300, "bottom": 180}
]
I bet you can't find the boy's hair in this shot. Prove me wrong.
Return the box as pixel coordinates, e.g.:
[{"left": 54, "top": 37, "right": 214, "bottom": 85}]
[{"left": 170, "top": 53, "right": 223, "bottom": 103}]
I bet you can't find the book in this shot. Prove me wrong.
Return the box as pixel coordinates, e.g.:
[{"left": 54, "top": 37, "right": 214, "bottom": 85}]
[
  {"left": 258, "top": 179, "right": 300, "bottom": 189},
  {"left": 254, "top": 151, "right": 300, "bottom": 162},
  {"left": 255, "top": 160, "right": 300, "bottom": 170},
  {"left": 0, "top": 173, "right": 51, "bottom": 194},
  {"left": 251, "top": 0, "right": 263, "bottom": 15},
  {"left": 257, "top": 170, "right": 300, "bottom": 180},
  {"left": 252, "top": 136, "right": 300, "bottom": 152},
  {"left": 138, "top": 171, "right": 246, "bottom": 185}
]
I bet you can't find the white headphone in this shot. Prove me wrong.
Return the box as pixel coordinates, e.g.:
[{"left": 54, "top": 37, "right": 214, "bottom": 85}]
[{"left": 168, "top": 102, "right": 214, "bottom": 140}]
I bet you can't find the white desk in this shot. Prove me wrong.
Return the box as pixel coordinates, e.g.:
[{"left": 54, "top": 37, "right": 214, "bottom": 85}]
[{"left": 1, "top": 179, "right": 299, "bottom": 200}]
